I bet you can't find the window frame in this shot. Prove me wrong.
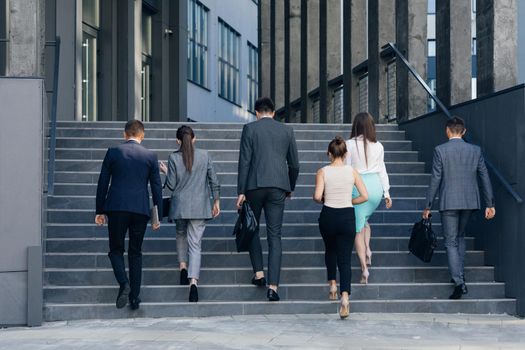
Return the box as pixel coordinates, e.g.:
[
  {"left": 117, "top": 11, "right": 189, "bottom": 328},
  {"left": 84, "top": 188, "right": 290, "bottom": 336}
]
[
  {"left": 218, "top": 18, "right": 241, "bottom": 106},
  {"left": 247, "top": 41, "right": 259, "bottom": 114},
  {"left": 187, "top": 0, "right": 209, "bottom": 88}
]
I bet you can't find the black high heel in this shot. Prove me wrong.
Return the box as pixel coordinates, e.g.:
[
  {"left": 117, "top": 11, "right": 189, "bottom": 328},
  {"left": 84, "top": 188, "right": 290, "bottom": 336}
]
[
  {"left": 189, "top": 284, "right": 198, "bottom": 302},
  {"left": 180, "top": 268, "right": 189, "bottom": 285},
  {"left": 251, "top": 276, "right": 266, "bottom": 287}
]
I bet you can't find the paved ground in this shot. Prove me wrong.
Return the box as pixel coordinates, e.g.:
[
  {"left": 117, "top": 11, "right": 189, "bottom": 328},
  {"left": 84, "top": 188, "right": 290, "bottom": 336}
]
[{"left": 1, "top": 313, "right": 525, "bottom": 349}]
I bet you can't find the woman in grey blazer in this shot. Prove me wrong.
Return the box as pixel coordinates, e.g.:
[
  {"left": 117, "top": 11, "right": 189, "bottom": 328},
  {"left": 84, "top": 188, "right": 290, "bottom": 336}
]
[{"left": 160, "top": 126, "right": 220, "bottom": 303}]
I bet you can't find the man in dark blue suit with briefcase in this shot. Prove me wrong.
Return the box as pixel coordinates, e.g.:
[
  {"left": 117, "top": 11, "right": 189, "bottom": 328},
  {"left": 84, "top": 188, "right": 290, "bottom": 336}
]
[{"left": 95, "top": 120, "right": 163, "bottom": 310}]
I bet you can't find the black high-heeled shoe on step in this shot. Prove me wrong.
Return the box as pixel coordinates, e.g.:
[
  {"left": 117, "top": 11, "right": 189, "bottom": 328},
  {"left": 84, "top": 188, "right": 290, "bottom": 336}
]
[
  {"left": 180, "top": 268, "right": 189, "bottom": 285},
  {"left": 189, "top": 284, "right": 199, "bottom": 302},
  {"left": 251, "top": 276, "right": 266, "bottom": 287}
]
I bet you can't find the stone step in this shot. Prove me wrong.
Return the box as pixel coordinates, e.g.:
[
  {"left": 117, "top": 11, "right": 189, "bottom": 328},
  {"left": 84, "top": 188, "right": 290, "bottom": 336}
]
[
  {"left": 55, "top": 138, "right": 414, "bottom": 151},
  {"left": 44, "top": 236, "right": 474, "bottom": 253},
  {"left": 46, "top": 222, "right": 441, "bottom": 238},
  {"left": 42, "top": 299, "right": 516, "bottom": 321},
  {"left": 44, "top": 266, "right": 495, "bottom": 286},
  {"left": 51, "top": 172, "right": 431, "bottom": 186},
  {"left": 54, "top": 122, "right": 400, "bottom": 130},
  {"left": 54, "top": 148, "right": 419, "bottom": 162},
  {"left": 43, "top": 283, "right": 507, "bottom": 304},
  {"left": 46, "top": 209, "right": 440, "bottom": 225},
  {"left": 52, "top": 159, "right": 426, "bottom": 174},
  {"left": 43, "top": 250, "right": 485, "bottom": 269},
  {"left": 47, "top": 196, "right": 431, "bottom": 211},
  {"left": 50, "top": 183, "right": 430, "bottom": 197},
  {"left": 54, "top": 128, "right": 407, "bottom": 140}
]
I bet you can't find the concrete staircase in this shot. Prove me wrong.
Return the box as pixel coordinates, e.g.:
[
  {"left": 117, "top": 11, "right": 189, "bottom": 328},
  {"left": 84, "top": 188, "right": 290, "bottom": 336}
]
[{"left": 43, "top": 122, "right": 515, "bottom": 321}]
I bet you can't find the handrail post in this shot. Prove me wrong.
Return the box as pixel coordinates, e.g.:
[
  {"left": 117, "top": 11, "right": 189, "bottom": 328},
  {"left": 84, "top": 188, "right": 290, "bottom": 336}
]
[
  {"left": 383, "top": 42, "right": 523, "bottom": 204},
  {"left": 47, "top": 36, "right": 60, "bottom": 196}
]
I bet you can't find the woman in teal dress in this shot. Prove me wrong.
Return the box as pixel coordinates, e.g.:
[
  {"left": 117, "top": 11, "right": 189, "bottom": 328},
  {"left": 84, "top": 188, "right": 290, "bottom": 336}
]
[{"left": 346, "top": 113, "right": 393, "bottom": 284}]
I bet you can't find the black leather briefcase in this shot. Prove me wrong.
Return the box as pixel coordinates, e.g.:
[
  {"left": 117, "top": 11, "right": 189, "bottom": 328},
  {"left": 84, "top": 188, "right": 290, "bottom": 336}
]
[
  {"left": 232, "top": 201, "right": 258, "bottom": 252},
  {"left": 408, "top": 217, "right": 437, "bottom": 263}
]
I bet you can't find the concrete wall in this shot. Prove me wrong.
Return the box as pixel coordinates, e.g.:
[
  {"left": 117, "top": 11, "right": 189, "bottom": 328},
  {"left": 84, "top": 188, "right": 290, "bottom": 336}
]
[
  {"left": 398, "top": 84, "right": 525, "bottom": 316},
  {"left": 519, "top": 0, "right": 525, "bottom": 84},
  {"left": 187, "top": 0, "right": 257, "bottom": 123},
  {"left": 0, "top": 78, "right": 44, "bottom": 325}
]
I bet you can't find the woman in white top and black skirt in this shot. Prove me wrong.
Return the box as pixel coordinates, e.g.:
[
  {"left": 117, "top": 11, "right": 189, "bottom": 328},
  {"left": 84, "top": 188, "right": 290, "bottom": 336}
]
[
  {"left": 314, "top": 136, "right": 368, "bottom": 319},
  {"left": 346, "top": 113, "right": 392, "bottom": 285}
]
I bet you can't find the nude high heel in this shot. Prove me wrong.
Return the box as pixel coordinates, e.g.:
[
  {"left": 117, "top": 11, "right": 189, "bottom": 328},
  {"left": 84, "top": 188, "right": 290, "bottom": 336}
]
[
  {"left": 360, "top": 269, "right": 370, "bottom": 285},
  {"left": 329, "top": 285, "right": 338, "bottom": 300},
  {"left": 339, "top": 297, "right": 350, "bottom": 319}
]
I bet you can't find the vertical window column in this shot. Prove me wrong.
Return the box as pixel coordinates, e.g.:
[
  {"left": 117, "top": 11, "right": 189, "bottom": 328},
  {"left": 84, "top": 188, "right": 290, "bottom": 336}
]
[
  {"left": 141, "top": 9, "right": 152, "bottom": 121},
  {"left": 188, "top": 0, "right": 208, "bottom": 87},
  {"left": 81, "top": 0, "right": 99, "bottom": 121},
  {"left": 247, "top": 42, "right": 258, "bottom": 113},
  {"left": 218, "top": 19, "right": 240, "bottom": 105}
]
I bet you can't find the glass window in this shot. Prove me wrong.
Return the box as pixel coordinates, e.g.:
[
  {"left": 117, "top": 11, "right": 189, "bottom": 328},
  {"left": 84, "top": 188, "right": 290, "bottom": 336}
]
[
  {"left": 81, "top": 0, "right": 99, "bottom": 121},
  {"left": 82, "top": 0, "right": 99, "bottom": 29},
  {"left": 386, "top": 61, "right": 396, "bottom": 121},
  {"left": 428, "top": 39, "right": 436, "bottom": 57},
  {"left": 218, "top": 19, "right": 240, "bottom": 104},
  {"left": 141, "top": 10, "right": 153, "bottom": 121},
  {"left": 358, "top": 74, "right": 368, "bottom": 113},
  {"left": 247, "top": 42, "right": 259, "bottom": 113},
  {"left": 81, "top": 30, "right": 97, "bottom": 121},
  {"left": 188, "top": 0, "right": 208, "bottom": 87},
  {"left": 427, "top": 0, "right": 436, "bottom": 14}
]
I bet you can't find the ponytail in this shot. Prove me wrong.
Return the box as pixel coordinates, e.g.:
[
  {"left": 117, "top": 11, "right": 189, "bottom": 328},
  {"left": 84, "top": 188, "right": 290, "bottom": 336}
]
[{"left": 176, "top": 125, "right": 195, "bottom": 172}]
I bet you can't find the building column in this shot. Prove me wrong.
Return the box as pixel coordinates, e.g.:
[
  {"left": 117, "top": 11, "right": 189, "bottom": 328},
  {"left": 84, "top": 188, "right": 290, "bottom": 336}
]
[
  {"left": 368, "top": 0, "right": 395, "bottom": 122},
  {"left": 307, "top": 0, "right": 319, "bottom": 123},
  {"left": 300, "top": 0, "right": 308, "bottom": 122},
  {"left": 259, "top": 0, "right": 271, "bottom": 98},
  {"left": 395, "top": 0, "right": 427, "bottom": 121},
  {"left": 289, "top": 0, "right": 301, "bottom": 102},
  {"left": 476, "top": 0, "right": 518, "bottom": 97},
  {"left": 350, "top": 0, "right": 368, "bottom": 122},
  {"left": 319, "top": 0, "right": 327, "bottom": 123},
  {"left": 274, "top": 0, "right": 285, "bottom": 109},
  {"left": 8, "top": 0, "right": 46, "bottom": 76},
  {"left": 166, "top": 0, "right": 187, "bottom": 122},
  {"left": 326, "top": 0, "right": 341, "bottom": 123},
  {"left": 436, "top": 0, "right": 472, "bottom": 106}
]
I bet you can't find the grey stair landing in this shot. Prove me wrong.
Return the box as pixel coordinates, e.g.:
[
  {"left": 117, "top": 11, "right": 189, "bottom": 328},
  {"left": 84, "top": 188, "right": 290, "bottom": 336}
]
[{"left": 43, "top": 122, "right": 516, "bottom": 321}]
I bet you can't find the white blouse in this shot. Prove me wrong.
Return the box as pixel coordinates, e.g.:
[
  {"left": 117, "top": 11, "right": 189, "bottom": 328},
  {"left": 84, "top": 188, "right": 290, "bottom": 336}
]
[{"left": 346, "top": 136, "right": 391, "bottom": 198}]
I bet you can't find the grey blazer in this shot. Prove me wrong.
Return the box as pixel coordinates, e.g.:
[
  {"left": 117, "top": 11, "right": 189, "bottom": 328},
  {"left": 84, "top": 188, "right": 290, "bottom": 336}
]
[
  {"left": 237, "top": 118, "right": 300, "bottom": 194},
  {"left": 425, "top": 138, "right": 495, "bottom": 211},
  {"left": 165, "top": 148, "right": 220, "bottom": 220}
]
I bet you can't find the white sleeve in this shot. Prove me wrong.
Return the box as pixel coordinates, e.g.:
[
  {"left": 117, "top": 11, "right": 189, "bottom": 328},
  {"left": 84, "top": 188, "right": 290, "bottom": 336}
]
[
  {"left": 345, "top": 141, "right": 351, "bottom": 165},
  {"left": 378, "top": 143, "right": 390, "bottom": 198}
]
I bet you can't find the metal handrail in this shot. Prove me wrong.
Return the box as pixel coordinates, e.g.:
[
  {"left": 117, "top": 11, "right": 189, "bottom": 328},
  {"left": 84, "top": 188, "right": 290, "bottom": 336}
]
[
  {"left": 47, "top": 37, "right": 60, "bottom": 195},
  {"left": 384, "top": 42, "right": 523, "bottom": 204}
]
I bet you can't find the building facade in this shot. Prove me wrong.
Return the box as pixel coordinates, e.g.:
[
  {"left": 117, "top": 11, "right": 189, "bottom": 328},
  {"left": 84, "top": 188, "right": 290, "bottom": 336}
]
[
  {"left": 0, "top": 0, "right": 258, "bottom": 123},
  {"left": 261, "top": 0, "right": 525, "bottom": 124}
]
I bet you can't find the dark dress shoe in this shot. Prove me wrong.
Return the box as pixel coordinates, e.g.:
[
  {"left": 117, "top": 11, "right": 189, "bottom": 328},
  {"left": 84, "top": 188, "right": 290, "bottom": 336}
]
[
  {"left": 267, "top": 288, "right": 280, "bottom": 302},
  {"left": 449, "top": 284, "right": 468, "bottom": 299},
  {"left": 129, "top": 297, "right": 141, "bottom": 310},
  {"left": 189, "top": 284, "right": 199, "bottom": 302},
  {"left": 180, "top": 269, "right": 189, "bottom": 285},
  {"left": 251, "top": 276, "right": 266, "bottom": 287},
  {"left": 116, "top": 284, "right": 130, "bottom": 309}
]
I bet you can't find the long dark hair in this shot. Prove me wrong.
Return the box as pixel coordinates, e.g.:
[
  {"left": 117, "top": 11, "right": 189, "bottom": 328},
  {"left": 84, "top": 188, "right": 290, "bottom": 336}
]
[
  {"left": 176, "top": 125, "right": 195, "bottom": 172},
  {"left": 350, "top": 112, "right": 377, "bottom": 167}
]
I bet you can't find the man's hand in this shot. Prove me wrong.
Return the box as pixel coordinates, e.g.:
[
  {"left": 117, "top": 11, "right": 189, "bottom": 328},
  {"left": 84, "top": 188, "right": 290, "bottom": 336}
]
[
  {"left": 286, "top": 192, "right": 293, "bottom": 199},
  {"left": 422, "top": 209, "right": 431, "bottom": 219},
  {"left": 485, "top": 207, "right": 496, "bottom": 220},
  {"left": 95, "top": 214, "right": 106, "bottom": 226},
  {"left": 212, "top": 200, "right": 221, "bottom": 218},
  {"left": 159, "top": 161, "right": 168, "bottom": 175},
  {"left": 236, "top": 194, "right": 246, "bottom": 209},
  {"left": 152, "top": 222, "right": 161, "bottom": 231},
  {"left": 385, "top": 197, "right": 393, "bottom": 209}
]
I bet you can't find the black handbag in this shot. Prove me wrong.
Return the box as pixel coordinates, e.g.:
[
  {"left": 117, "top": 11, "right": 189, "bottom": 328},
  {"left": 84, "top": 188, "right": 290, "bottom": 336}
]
[
  {"left": 408, "top": 217, "right": 437, "bottom": 263},
  {"left": 232, "top": 201, "right": 258, "bottom": 252}
]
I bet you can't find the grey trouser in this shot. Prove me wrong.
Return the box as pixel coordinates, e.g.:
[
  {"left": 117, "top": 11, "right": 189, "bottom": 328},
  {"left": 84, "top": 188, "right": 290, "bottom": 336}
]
[
  {"left": 175, "top": 219, "right": 206, "bottom": 280},
  {"left": 441, "top": 210, "right": 473, "bottom": 286}
]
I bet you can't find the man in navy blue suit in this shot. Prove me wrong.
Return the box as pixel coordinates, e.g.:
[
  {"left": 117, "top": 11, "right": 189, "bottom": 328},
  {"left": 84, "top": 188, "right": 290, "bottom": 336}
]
[{"left": 95, "top": 120, "right": 163, "bottom": 310}]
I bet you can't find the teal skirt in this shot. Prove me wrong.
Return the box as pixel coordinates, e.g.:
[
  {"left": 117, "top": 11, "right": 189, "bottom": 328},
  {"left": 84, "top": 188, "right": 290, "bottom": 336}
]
[{"left": 352, "top": 173, "right": 383, "bottom": 232}]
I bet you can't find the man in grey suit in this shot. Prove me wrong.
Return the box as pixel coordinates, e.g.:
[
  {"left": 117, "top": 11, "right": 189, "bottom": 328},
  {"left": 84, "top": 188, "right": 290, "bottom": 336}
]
[
  {"left": 236, "top": 97, "right": 300, "bottom": 301},
  {"left": 423, "top": 116, "right": 496, "bottom": 299}
]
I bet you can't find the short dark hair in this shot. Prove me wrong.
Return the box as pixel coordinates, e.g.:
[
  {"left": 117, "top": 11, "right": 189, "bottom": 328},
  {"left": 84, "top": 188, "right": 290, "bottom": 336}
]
[
  {"left": 125, "top": 120, "right": 145, "bottom": 137},
  {"left": 254, "top": 97, "right": 275, "bottom": 114},
  {"left": 446, "top": 116, "right": 466, "bottom": 135},
  {"left": 328, "top": 136, "right": 347, "bottom": 159}
]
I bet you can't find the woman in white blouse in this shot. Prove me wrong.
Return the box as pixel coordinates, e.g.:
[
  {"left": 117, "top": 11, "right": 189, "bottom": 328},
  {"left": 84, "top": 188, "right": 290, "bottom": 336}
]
[{"left": 346, "top": 112, "right": 392, "bottom": 284}]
